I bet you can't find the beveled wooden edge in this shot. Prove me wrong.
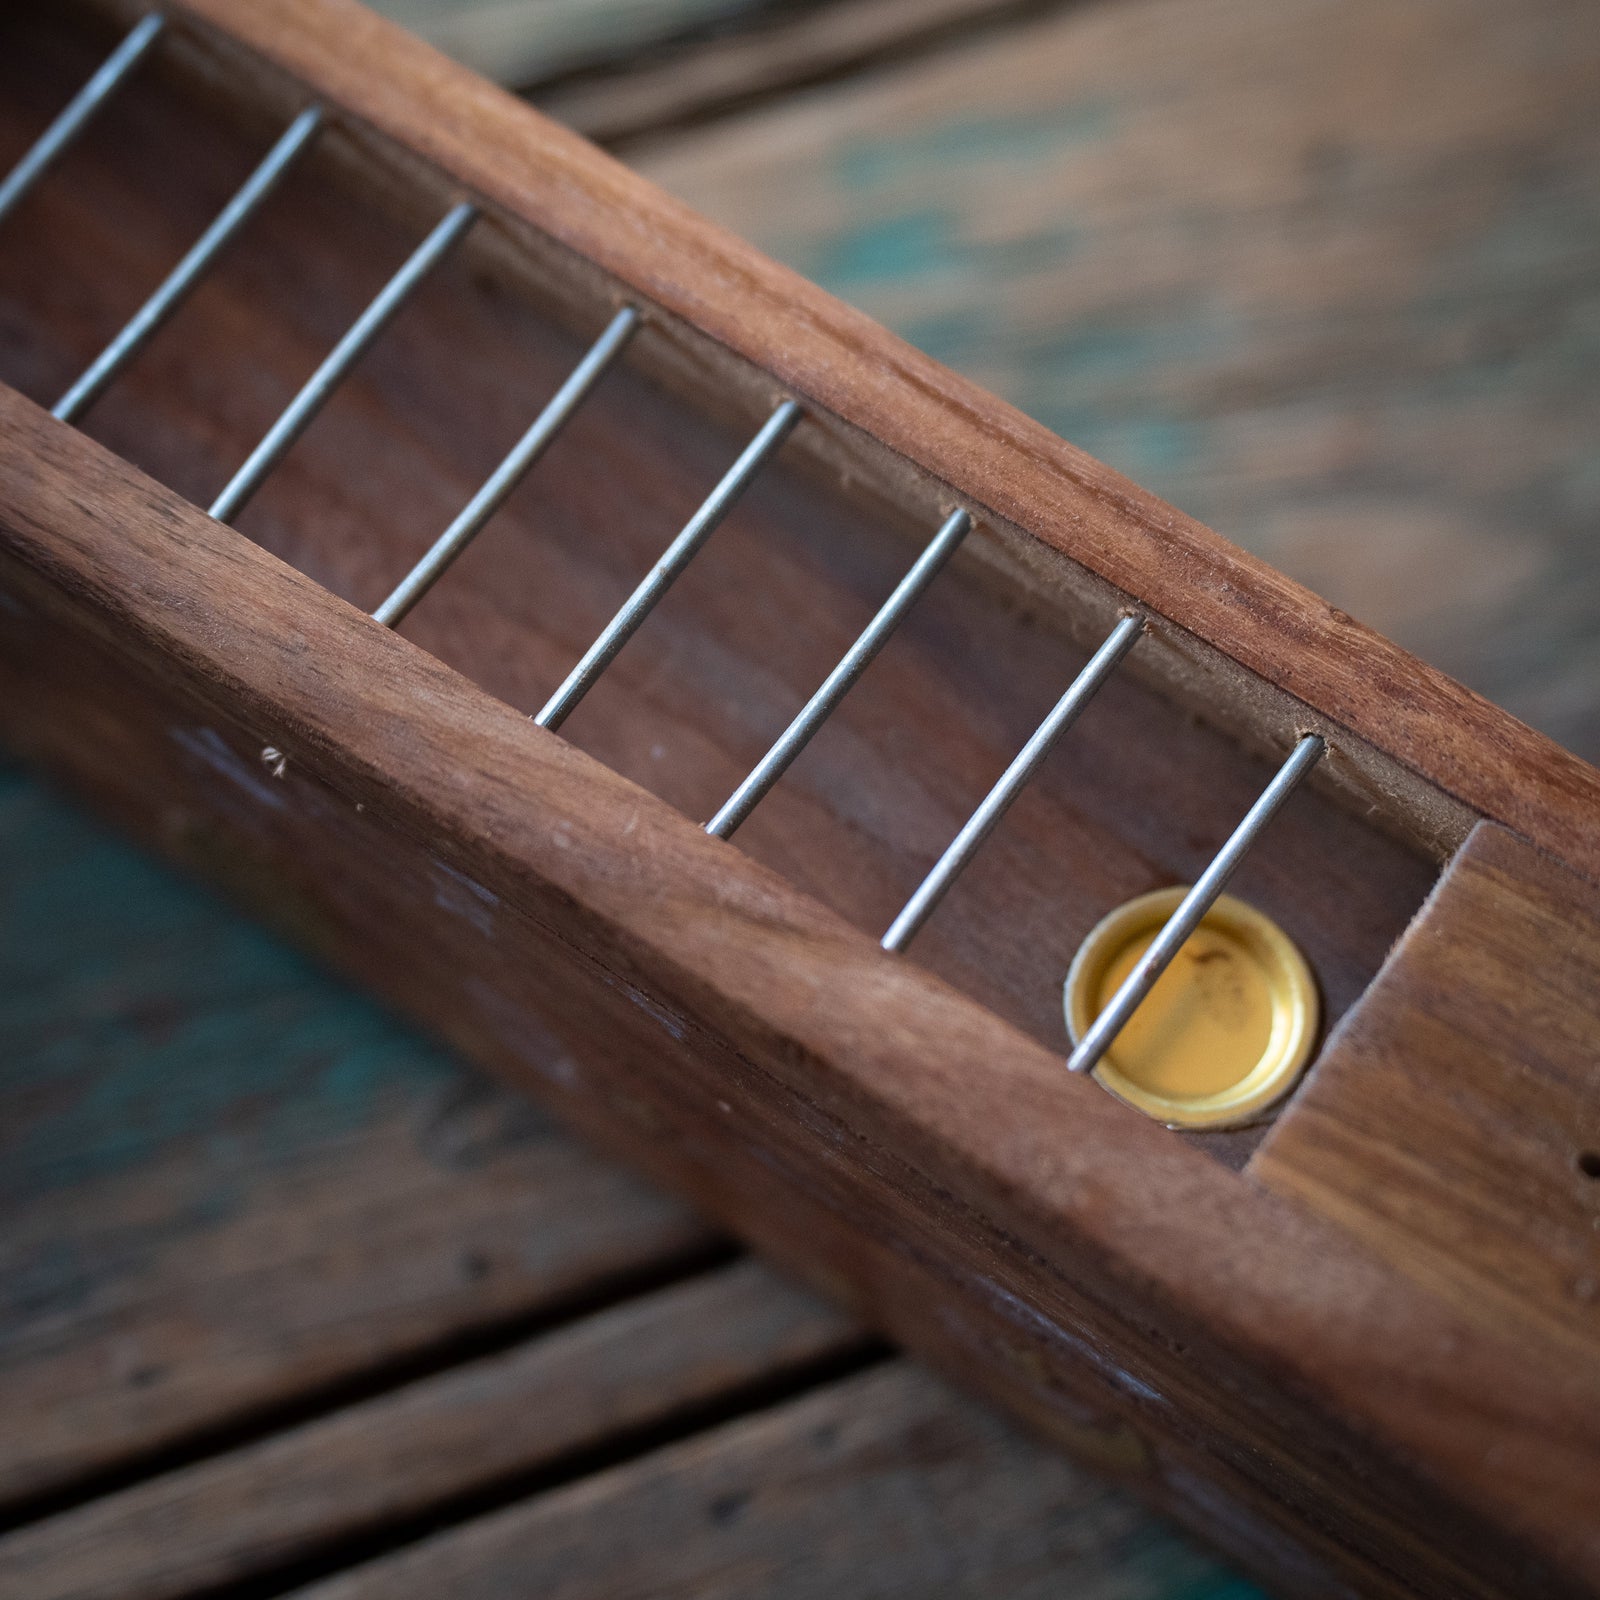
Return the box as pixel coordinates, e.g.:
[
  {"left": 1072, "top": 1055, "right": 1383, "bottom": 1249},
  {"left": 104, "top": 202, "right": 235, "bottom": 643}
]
[
  {"left": 80, "top": 0, "right": 1600, "bottom": 887},
  {"left": 1251, "top": 819, "right": 1600, "bottom": 1361},
  {"left": 4, "top": 390, "right": 1596, "bottom": 1592}
]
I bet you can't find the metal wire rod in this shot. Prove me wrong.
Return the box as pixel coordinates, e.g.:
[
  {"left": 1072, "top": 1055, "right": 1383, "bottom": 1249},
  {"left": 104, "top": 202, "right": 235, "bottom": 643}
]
[
  {"left": 881, "top": 613, "right": 1145, "bottom": 953},
  {"left": 0, "top": 13, "right": 165, "bottom": 230},
  {"left": 1066, "top": 732, "right": 1326, "bottom": 1076},
  {"left": 535, "top": 398, "right": 802, "bottom": 731},
  {"left": 373, "top": 305, "right": 640, "bottom": 629},
  {"left": 52, "top": 104, "right": 324, "bottom": 425},
  {"left": 210, "top": 201, "right": 477, "bottom": 523},
  {"left": 707, "top": 506, "right": 970, "bottom": 840}
]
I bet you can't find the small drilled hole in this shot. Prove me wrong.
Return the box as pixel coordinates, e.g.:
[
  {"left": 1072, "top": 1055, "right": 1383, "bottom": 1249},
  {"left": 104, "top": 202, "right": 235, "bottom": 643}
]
[{"left": 1577, "top": 1151, "right": 1600, "bottom": 1179}]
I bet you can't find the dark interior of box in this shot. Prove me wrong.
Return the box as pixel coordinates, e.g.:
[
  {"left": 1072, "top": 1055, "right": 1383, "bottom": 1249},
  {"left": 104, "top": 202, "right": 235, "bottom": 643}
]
[{"left": 0, "top": 3, "right": 1443, "bottom": 1165}]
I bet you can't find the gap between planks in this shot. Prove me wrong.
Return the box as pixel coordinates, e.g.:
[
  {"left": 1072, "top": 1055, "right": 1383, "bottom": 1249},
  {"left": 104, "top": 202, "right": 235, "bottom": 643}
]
[
  {"left": 0, "top": 1260, "right": 876, "bottom": 1600},
  {"left": 276, "top": 1361, "right": 1247, "bottom": 1600}
]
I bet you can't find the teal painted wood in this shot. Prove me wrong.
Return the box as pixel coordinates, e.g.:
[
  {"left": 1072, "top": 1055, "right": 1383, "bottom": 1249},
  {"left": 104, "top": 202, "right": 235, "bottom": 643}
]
[
  {"left": 0, "top": 755, "right": 715, "bottom": 1510},
  {"left": 1, "top": 761, "right": 457, "bottom": 1205},
  {"left": 0, "top": 767, "right": 1260, "bottom": 1592},
  {"left": 634, "top": 0, "right": 1600, "bottom": 761}
]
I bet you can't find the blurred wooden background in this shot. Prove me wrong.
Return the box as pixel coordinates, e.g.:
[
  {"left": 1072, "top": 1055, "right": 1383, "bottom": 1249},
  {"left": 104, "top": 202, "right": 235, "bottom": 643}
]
[
  {"left": 3, "top": 1, "right": 1596, "bottom": 1597},
  {"left": 398, "top": 0, "right": 1599, "bottom": 761}
]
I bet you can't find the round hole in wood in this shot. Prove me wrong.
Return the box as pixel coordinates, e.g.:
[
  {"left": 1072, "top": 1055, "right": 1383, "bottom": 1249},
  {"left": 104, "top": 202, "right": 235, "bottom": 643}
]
[{"left": 1064, "top": 888, "right": 1319, "bottom": 1130}]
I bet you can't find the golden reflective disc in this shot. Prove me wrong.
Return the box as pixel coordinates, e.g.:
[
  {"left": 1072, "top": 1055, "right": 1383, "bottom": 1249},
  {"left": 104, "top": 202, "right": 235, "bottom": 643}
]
[{"left": 1064, "top": 888, "right": 1319, "bottom": 1129}]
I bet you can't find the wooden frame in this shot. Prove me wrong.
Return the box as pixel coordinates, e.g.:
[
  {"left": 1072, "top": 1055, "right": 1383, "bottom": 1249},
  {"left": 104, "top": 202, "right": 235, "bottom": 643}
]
[{"left": 2, "top": 4, "right": 1596, "bottom": 1595}]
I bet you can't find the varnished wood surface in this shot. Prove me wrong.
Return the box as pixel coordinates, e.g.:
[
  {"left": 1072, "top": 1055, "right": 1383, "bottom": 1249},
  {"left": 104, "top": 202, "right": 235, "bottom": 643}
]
[
  {"left": 124, "top": 0, "right": 1600, "bottom": 888},
  {"left": 629, "top": 0, "right": 1600, "bottom": 766},
  {"left": 1254, "top": 822, "right": 1600, "bottom": 1358},
  {"left": 4, "top": 384, "right": 1597, "bottom": 1599},
  {"left": 0, "top": 761, "right": 1249, "bottom": 1600}
]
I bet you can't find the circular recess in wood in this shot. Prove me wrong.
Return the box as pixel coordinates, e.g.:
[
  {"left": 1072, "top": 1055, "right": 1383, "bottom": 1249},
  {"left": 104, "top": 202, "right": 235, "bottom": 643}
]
[{"left": 1065, "top": 888, "right": 1320, "bottom": 1130}]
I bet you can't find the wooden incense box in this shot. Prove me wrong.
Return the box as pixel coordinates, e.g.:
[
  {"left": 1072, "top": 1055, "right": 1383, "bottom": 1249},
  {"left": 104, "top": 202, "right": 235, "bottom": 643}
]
[{"left": 0, "top": 3, "right": 1596, "bottom": 1595}]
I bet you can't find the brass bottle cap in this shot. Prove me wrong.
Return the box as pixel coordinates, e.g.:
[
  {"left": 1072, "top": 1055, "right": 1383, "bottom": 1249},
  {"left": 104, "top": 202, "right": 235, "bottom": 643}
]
[{"left": 1064, "top": 888, "right": 1319, "bottom": 1129}]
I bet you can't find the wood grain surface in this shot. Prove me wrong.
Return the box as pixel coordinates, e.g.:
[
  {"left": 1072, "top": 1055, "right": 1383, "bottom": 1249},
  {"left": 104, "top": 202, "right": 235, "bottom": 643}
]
[
  {"left": 534, "top": 0, "right": 1061, "bottom": 145},
  {"left": 629, "top": 0, "right": 1600, "bottom": 762},
  {"left": 0, "top": 755, "right": 717, "bottom": 1515},
  {"left": 1254, "top": 821, "right": 1600, "bottom": 1358},
  {"left": 0, "top": 763, "right": 1252, "bottom": 1600},
  {"left": 0, "top": 1258, "right": 862, "bottom": 1600},
  {"left": 285, "top": 1363, "right": 1257, "bottom": 1600}
]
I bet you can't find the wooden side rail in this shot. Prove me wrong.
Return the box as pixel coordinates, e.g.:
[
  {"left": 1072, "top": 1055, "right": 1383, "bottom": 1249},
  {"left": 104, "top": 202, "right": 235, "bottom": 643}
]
[{"left": 1254, "top": 824, "right": 1600, "bottom": 1361}]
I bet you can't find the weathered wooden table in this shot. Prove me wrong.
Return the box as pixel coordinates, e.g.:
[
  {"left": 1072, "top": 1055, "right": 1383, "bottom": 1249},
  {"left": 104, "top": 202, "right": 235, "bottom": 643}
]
[
  {"left": 2, "top": 0, "right": 1594, "bottom": 1592},
  {"left": 0, "top": 756, "right": 1253, "bottom": 1597}
]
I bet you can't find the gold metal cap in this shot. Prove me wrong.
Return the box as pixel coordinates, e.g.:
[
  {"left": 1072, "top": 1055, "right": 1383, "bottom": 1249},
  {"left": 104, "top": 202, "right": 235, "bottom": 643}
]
[{"left": 1064, "top": 888, "right": 1319, "bottom": 1129}]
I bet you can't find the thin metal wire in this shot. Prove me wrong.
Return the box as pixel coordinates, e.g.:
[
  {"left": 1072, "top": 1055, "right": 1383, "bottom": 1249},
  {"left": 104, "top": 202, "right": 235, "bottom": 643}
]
[
  {"left": 373, "top": 305, "right": 640, "bottom": 629},
  {"left": 535, "top": 398, "right": 802, "bottom": 731},
  {"left": 0, "top": 13, "right": 165, "bottom": 230},
  {"left": 52, "top": 104, "right": 324, "bottom": 425},
  {"left": 210, "top": 201, "right": 477, "bottom": 523},
  {"left": 707, "top": 507, "right": 970, "bottom": 840},
  {"left": 882, "top": 613, "right": 1145, "bottom": 953},
  {"left": 1066, "top": 732, "right": 1326, "bottom": 1076}
]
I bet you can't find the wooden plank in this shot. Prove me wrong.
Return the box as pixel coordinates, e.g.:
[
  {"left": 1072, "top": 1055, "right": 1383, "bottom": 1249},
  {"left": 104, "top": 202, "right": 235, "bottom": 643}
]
[
  {"left": 627, "top": 0, "right": 1600, "bottom": 763},
  {"left": 279, "top": 1362, "right": 1259, "bottom": 1600},
  {"left": 0, "top": 757, "right": 716, "bottom": 1512},
  {"left": 129, "top": 0, "right": 1600, "bottom": 887},
  {"left": 2, "top": 396, "right": 1596, "bottom": 1598},
  {"left": 0, "top": 1260, "right": 863, "bottom": 1600},
  {"left": 1252, "top": 822, "right": 1600, "bottom": 1357}
]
